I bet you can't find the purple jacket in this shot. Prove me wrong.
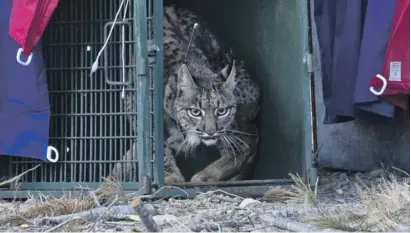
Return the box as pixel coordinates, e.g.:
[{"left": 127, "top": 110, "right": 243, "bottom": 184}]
[{"left": 0, "top": 0, "right": 51, "bottom": 161}]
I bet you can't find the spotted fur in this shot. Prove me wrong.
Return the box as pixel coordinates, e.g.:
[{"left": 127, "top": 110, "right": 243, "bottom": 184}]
[{"left": 123, "top": 5, "right": 260, "bottom": 184}]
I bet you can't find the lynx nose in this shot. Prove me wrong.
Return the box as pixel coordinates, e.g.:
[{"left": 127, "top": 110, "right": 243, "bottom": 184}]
[
  {"left": 201, "top": 132, "right": 218, "bottom": 139},
  {"left": 201, "top": 132, "right": 219, "bottom": 146}
]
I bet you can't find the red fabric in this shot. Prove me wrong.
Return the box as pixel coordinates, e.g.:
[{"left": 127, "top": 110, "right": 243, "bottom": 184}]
[
  {"left": 371, "top": 0, "right": 410, "bottom": 109},
  {"left": 9, "top": 0, "right": 59, "bottom": 55}
]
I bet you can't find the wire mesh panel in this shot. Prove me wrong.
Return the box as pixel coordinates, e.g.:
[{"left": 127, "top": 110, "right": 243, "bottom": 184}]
[{"left": 4, "top": 0, "right": 163, "bottom": 193}]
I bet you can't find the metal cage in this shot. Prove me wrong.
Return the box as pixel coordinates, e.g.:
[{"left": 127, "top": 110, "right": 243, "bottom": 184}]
[
  {"left": 0, "top": 0, "right": 317, "bottom": 198},
  {"left": 0, "top": 0, "right": 164, "bottom": 198}
]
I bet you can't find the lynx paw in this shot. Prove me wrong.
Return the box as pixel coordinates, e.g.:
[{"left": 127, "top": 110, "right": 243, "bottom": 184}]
[
  {"left": 190, "top": 172, "right": 217, "bottom": 183},
  {"left": 165, "top": 173, "right": 185, "bottom": 185}
]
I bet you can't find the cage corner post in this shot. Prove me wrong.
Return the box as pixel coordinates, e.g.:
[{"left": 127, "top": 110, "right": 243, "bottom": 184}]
[
  {"left": 152, "top": 0, "right": 165, "bottom": 189},
  {"left": 134, "top": 0, "right": 152, "bottom": 194},
  {"left": 301, "top": 0, "right": 318, "bottom": 186}
]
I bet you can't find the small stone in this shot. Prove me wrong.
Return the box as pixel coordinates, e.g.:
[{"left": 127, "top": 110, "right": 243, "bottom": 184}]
[
  {"left": 336, "top": 189, "right": 344, "bottom": 195},
  {"left": 338, "top": 172, "right": 349, "bottom": 181},
  {"left": 196, "top": 193, "right": 207, "bottom": 200},
  {"left": 336, "top": 198, "right": 345, "bottom": 203},
  {"left": 239, "top": 198, "right": 261, "bottom": 208},
  {"left": 369, "top": 169, "right": 385, "bottom": 178}
]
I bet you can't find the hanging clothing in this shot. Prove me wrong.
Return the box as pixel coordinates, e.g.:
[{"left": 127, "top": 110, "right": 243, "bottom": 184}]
[
  {"left": 0, "top": 0, "right": 54, "bottom": 161},
  {"left": 370, "top": 0, "right": 410, "bottom": 110},
  {"left": 353, "top": 0, "right": 398, "bottom": 118},
  {"left": 314, "top": 0, "right": 397, "bottom": 124},
  {"left": 9, "top": 0, "right": 60, "bottom": 55}
]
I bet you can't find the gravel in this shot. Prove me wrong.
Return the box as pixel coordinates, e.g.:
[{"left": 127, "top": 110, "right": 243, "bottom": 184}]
[{"left": 0, "top": 169, "right": 408, "bottom": 232}]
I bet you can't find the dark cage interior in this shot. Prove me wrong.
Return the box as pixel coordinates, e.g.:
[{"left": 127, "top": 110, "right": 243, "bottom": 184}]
[
  {"left": 166, "top": 0, "right": 313, "bottom": 182},
  {"left": 1, "top": 0, "right": 314, "bottom": 194}
]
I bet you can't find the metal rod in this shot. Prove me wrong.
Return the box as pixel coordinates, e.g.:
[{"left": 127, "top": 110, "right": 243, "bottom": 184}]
[
  {"left": 135, "top": 0, "right": 150, "bottom": 192},
  {"left": 163, "top": 178, "right": 293, "bottom": 188},
  {"left": 153, "top": 0, "right": 165, "bottom": 188}
]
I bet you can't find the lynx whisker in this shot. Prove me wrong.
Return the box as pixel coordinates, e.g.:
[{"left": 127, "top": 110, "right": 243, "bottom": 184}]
[
  {"left": 225, "top": 135, "right": 243, "bottom": 154},
  {"left": 175, "top": 139, "right": 189, "bottom": 157},
  {"left": 223, "top": 135, "right": 237, "bottom": 165},
  {"left": 220, "top": 136, "right": 230, "bottom": 159},
  {"left": 225, "top": 129, "right": 257, "bottom": 136},
  {"left": 227, "top": 133, "right": 250, "bottom": 148}
]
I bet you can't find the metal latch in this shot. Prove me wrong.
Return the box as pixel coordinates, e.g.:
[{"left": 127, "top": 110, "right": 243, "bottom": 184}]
[
  {"left": 147, "top": 40, "right": 160, "bottom": 65},
  {"left": 103, "top": 20, "right": 133, "bottom": 86},
  {"left": 143, "top": 175, "right": 152, "bottom": 195},
  {"left": 303, "top": 53, "right": 314, "bottom": 73}
]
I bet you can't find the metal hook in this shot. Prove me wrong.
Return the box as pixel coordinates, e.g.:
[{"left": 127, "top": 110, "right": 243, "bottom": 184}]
[
  {"left": 47, "top": 146, "right": 59, "bottom": 163},
  {"left": 16, "top": 48, "right": 33, "bottom": 66},
  {"left": 369, "top": 74, "right": 388, "bottom": 96}
]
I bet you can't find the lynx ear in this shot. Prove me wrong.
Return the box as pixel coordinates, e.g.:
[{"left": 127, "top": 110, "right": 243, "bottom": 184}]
[
  {"left": 221, "top": 60, "right": 236, "bottom": 92},
  {"left": 178, "top": 64, "right": 197, "bottom": 92}
]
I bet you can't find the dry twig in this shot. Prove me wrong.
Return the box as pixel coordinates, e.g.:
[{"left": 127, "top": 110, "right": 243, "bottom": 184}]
[
  {"left": 203, "top": 189, "right": 244, "bottom": 200},
  {"left": 131, "top": 198, "right": 161, "bottom": 232},
  {"left": 88, "top": 195, "right": 119, "bottom": 232},
  {"left": 33, "top": 205, "right": 136, "bottom": 225},
  {"left": 0, "top": 164, "right": 40, "bottom": 186},
  {"left": 44, "top": 216, "right": 81, "bottom": 232},
  {"left": 259, "top": 213, "right": 347, "bottom": 232}
]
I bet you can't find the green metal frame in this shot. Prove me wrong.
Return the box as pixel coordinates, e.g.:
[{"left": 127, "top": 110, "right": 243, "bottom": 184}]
[
  {"left": 152, "top": 0, "right": 318, "bottom": 196},
  {"left": 301, "top": 0, "right": 318, "bottom": 185},
  {"left": 152, "top": 0, "right": 165, "bottom": 188},
  {"left": 0, "top": 0, "right": 149, "bottom": 197},
  {"left": 134, "top": 0, "right": 151, "bottom": 192},
  {"left": 0, "top": 0, "right": 317, "bottom": 199}
]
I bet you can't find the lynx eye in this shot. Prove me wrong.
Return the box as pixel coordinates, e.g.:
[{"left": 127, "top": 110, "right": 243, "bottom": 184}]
[
  {"left": 216, "top": 107, "right": 230, "bottom": 117},
  {"left": 187, "top": 108, "right": 202, "bottom": 117}
]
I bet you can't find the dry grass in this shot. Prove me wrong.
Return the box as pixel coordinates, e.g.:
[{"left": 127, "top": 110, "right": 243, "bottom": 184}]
[
  {"left": 278, "top": 173, "right": 320, "bottom": 208},
  {"left": 1, "top": 166, "right": 409, "bottom": 232},
  {"left": 0, "top": 176, "right": 134, "bottom": 225},
  {"left": 303, "top": 173, "right": 410, "bottom": 232},
  {"left": 261, "top": 186, "right": 293, "bottom": 202},
  {"left": 262, "top": 173, "right": 319, "bottom": 205},
  {"left": 267, "top": 171, "right": 410, "bottom": 232}
]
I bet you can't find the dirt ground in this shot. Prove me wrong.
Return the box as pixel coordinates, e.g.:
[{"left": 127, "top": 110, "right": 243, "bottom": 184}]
[{"left": 0, "top": 168, "right": 409, "bottom": 232}]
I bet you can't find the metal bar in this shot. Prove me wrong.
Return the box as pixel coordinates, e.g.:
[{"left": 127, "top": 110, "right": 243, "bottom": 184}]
[
  {"left": 153, "top": 0, "right": 164, "bottom": 188},
  {"left": 49, "top": 89, "right": 138, "bottom": 94},
  {"left": 50, "top": 112, "right": 138, "bottom": 116},
  {"left": 134, "top": 0, "right": 150, "bottom": 192},
  {"left": 164, "top": 178, "right": 293, "bottom": 188},
  {"left": 103, "top": 20, "right": 133, "bottom": 86},
  {"left": 299, "top": 0, "right": 317, "bottom": 185},
  {"left": 48, "top": 136, "right": 137, "bottom": 139},
  {"left": 2, "top": 182, "right": 141, "bottom": 191},
  {"left": 308, "top": 0, "right": 319, "bottom": 169},
  {"left": 9, "top": 160, "right": 142, "bottom": 164}
]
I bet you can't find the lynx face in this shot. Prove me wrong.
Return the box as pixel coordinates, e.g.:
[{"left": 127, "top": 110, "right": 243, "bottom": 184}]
[{"left": 173, "top": 62, "right": 237, "bottom": 150}]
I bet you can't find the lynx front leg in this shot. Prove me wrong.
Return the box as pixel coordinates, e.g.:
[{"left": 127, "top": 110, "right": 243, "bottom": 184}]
[
  {"left": 164, "top": 145, "right": 185, "bottom": 184},
  {"left": 190, "top": 156, "right": 242, "bottom": 183},
  {"left": 190, "top": 130, "right": 258, "bottom": 183}
]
